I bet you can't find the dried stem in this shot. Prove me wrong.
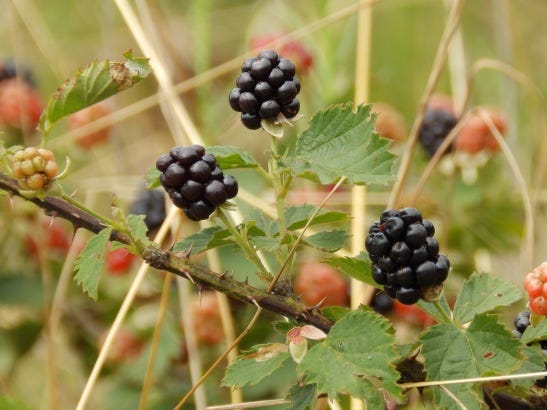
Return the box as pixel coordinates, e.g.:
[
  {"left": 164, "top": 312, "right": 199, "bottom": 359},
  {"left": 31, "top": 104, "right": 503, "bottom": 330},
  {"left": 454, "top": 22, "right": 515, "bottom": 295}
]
[{"left": 388, "top": 0, "right": 466, "bottom": 208}]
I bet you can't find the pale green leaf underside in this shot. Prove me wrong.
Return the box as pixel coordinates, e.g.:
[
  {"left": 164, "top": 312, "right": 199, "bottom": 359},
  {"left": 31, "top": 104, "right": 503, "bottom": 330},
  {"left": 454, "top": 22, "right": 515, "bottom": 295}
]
[
  {"left": 453, "top": 272, "right": 523, "bottom": 324},
  {"left": 303, "top": 230, "right": 349, "bottom": 252},
  {"left": 73, "top": 227, "right": 111, "bottom": 300},
  {"left": 40, "top": 51, "right": 151, "bottom": 134},
  {"left": 298, "top": 310, "right": 402, "bottom": 405},
  {"left": 173, "top": 226, "right": 231, "bottom": 254},
  {"left": 288, "top": 104, "right": 396, "bottom": 185},
  {"left": 420, "top": 314, "right": 523, "bottom": 410},
  {"left": 284, "top": 205, "right": 348, "bottom": 231}
]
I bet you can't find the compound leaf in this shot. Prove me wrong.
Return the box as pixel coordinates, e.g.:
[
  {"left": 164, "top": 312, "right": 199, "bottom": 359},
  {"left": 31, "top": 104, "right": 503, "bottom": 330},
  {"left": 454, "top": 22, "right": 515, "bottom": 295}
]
[
  {"left": 287, "top": 104, "right": 396, "bottom": 185},
  {"left": 222, "top": 343, "right": 290, "bottom": 388},
  {"left": 40, "top": 51, "right": 151, "bottom": 134},
  {"left": 298, "top": 310, "right": 402, "bottom": 406},
  {"left": 420, "top": 314, "right": 522, "bottom": 410},
  {"left": 453, "top": 273, "right": 523, "bottom": 324},
  {"left": 74, "top": 227, "right": 111, "bottom": 300}
]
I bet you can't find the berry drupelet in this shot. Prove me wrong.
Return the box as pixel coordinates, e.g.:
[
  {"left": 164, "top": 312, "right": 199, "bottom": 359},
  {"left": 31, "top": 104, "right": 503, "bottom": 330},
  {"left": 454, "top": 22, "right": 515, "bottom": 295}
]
[
  {"left": 229, "top": 50, "right": 301, "bottom": 130},
  {"left": 366, "top": 207, "right": 450, "bottom": 305},
  {"left": 156, "top": 145, "right": 238, "bottom": 221}
]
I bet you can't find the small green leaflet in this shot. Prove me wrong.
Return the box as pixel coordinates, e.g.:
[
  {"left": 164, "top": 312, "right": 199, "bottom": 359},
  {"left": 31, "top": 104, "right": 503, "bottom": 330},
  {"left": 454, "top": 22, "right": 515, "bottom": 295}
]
[
  {"left": 521, "top": 317, "right": 547, "bottom": 344},
  {"left": 40, "top": 51, "right": 151, "bottom": 134},
  {"left": 285, "top": 205, "right": 348, "bottom": 231},
  {"left": 74, "top": 227, "right": 112, "bottom": 300},
  {"left": 222, "top": 343, "right": 290, "bottom": 388},
  {"left": 126, "top": 214, "right": 150, "bottom": 248},
  {"left": 420, "top": 314, "right": 522, "bottom": 410},
  {"left": 285, "top": 383, "right": 317, "bottom": 410},
  {"left": 206, "top": 146, "right": 259, "bottom": 169},
  {"left": 453, "top": 272, "right": 523, "bottom": 324},
  {"left": 145, "top": 167, "right": 161, "bottom": 189},
  {"left": 303, "top": 230, "right": 349, "bottom": 252},
  {"left": 297, "top": 310, "right": 402, "bottom": 406},
  {"left": 287, "top": 104, "right": 397, "bottom": 185},
  {"left": 322, "top": 253, "right": 374, "bottom": 286},
  {"left": 320, "top": 306, "right": 350, "bottom": 322},
  {"left": 173, "top": 226, "right": 231, "bottom": 254}
]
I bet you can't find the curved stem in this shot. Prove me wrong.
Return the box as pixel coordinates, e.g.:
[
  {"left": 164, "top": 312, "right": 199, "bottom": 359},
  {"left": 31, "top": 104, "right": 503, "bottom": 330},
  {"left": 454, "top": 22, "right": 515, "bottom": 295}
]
[{"left": 216, "top": 208, "right": 272, "bottom": 283}]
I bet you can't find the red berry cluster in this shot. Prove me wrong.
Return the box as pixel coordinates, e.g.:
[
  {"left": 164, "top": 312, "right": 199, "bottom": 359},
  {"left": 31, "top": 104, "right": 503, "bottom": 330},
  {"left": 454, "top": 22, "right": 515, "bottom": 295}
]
[
  {"left": 455, "top": 109, "right": 507, "bottom": 154},
  {"left": 524, "top": 262, "right": 547, "bottom": 315},
  {"left": 294, "top": 261, "right": 348, "bottom": 307},
  {"left": 156, "top": 145, "right": 238, "bottom": 221},
  {"left": 68, "top": 101, "right": 113, "bottom": 148},
  {"left": 366, "top": 208, "right": 450, "bottom": 305}
]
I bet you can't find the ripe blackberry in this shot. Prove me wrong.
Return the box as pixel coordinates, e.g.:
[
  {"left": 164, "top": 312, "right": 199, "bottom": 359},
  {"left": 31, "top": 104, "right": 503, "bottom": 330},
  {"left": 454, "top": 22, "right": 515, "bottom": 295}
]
[
  {"left": 366, "top": 208, "right": 450, "bottom": 305},
  {"left": 129, "top": 188, "right": 166, "bottom": 232},
  {"left": 156, "top": 145, "right": 238, "bottom": 221},
  {"left": 11, "top": 147, "right": 58, "bottom": 190},
  {"left": 419, "top": 108, "right": 457, "bottom": 157},
  {"left": 229, "top": 50, "right": 301, "bottom": 130}
]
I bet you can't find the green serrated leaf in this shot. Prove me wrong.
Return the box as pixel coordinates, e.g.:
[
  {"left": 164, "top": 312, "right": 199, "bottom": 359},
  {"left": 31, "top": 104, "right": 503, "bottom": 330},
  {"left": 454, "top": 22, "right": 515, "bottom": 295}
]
[
  {"left": 511, "top": 344, "right": 546, "bottom": 388},
  {"left": 453, "top": 273, "right": 523, "bottom": 324},
  {"left": 173, "top": 226, "right": 231, "bottom": 254},
  {"left": 303, "top": 230, "right": 349, "bottom": 252},
  {"left": 322, "top": 253, "right": 374, "bottom": 286},
  {"left": 287, "top": 104, "right": 396, "bottom": 185},
  {"left": 222, "top": 343, "right": 290, "bottom": 388},
  {"left": 285, "top": 383, "right": 317, "bottom": 410},
  {"left": 145, "top": 166, "right": 161, "bottom": 189},
  {"left": 298, "top": 310, "right": 403, "bottom": 405},
  {"left": 206, "top": 145, "right": 259, "bottom": 169},
  {"left": 420, "top": 314, "right": 523, "bottom": 410},
  {"left": 284, "top": 205, "right": 348, "bottom": 231},
  {"left": 127, "top": 214, "right": 150, "bottom": 247},
  {"left": 74, "top": 227, "right": 111, "bottom": 300},
  {"left": 40, "top": 51, "right": 151, "bottom": 134},
  {"left": 521, "top": 317, "right": 547, "bottom": 343}
]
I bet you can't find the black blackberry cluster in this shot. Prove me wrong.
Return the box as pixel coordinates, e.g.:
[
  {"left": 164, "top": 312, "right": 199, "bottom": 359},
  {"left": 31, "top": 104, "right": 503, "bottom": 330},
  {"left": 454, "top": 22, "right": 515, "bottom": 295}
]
[
  {"left": 130, "top": 188, "right": 166, "bottom": 232},
  {"left": 229, "top": 50, "right": 301, "bottom": 130},
  {"left": 418, "top": 108, "right": 457, "bottom": 157},
  {"left": 0, "top": 59, "right": 35, "bottom": 87},
  {"left": 156, "top": 145, "right": 238, "bottom": 221},
  {"left": 366, "top": 207, "right": 450, "bottom": 305}
]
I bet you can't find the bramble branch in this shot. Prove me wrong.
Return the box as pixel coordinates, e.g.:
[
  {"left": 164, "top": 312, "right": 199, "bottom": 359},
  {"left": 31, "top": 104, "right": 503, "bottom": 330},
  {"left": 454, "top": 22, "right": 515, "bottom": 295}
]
[{"left": 0, "top": 171, "right": 334, "bottom": 332}]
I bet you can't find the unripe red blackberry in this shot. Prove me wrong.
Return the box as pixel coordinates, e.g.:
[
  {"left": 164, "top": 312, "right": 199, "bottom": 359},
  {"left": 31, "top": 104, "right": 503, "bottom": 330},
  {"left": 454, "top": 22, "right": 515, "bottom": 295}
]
[
  {"left": 229, "top": 50, "right": 301, "bottom": 129},
  {"left": 156, "top": 145, "right": 238, "bottom": 221},
  {"left": 366, "top": 208, "right": 450, "bottom": 305},
  {"left": 11, "top": 147, "right": 58, "bottom": 190}
]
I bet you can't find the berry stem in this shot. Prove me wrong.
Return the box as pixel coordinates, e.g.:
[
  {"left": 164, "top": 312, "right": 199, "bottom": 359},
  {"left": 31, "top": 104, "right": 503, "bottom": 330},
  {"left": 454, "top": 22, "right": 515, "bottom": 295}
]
[
  {"left": 216, "top": 207, "right": 273, "bottom": 283},
  {"left": 432, "top": 298, "right": 452, "bottom": 324},
  {"left": 61, "top": 193, "right": 116, "bottom": 228}
]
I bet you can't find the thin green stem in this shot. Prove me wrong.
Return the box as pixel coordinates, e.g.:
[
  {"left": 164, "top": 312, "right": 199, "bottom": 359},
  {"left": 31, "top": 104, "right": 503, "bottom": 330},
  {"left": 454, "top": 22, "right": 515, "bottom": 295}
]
[
  {"left": 432, "top": 299, "right": 452, "bottom": 324},
  {"left": 216, "top": 208, "right": 272, "bottom": 283},
  {"left": 61, "top": 193, "right": 116, "bottom": 227}
]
